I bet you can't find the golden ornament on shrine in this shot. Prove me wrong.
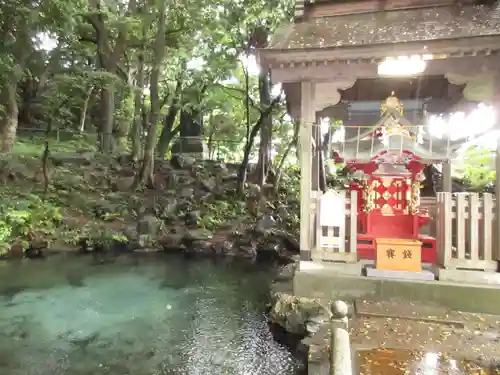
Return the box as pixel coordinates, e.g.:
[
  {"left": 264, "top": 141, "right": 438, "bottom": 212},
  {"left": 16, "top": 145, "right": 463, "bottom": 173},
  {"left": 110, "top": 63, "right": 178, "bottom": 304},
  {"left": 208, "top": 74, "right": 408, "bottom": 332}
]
[
  {"left": 408, "top": 180, "right": 421, "bottom": 214},
  {"left": 380, "top": 204, "right": 394, "bottom": 216},
  {"left": 362, "top": 181, "right": 376, "bottom": 212},
  {"left": 380, "top": 91, "right": 404, "bottom": 116}
]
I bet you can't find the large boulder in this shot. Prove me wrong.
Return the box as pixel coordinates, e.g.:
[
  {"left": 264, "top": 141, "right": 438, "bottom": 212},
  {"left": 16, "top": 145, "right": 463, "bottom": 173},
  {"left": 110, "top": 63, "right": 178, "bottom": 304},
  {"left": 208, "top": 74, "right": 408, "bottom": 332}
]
[
  {"left": 255, "top": 214, "right": 276, "bottom": 234},
  {"left": 269, "top": 292, "right": 331, "bottom": 336},
  {"left": 158, "top": 233, "right": 184, "bottom": 253},
  {"left": 136, "top": 214, "right": 159, "bottom": 236}
]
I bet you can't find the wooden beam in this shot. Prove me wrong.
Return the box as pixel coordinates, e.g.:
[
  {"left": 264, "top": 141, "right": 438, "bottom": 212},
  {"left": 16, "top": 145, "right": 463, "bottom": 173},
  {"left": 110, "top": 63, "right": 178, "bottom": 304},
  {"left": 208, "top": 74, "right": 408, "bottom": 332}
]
[
  {"left": 306, "top": 0, "right": 455, "bottom": 18},
  {"left": 495, "top": 111, "right": 500, "bottom": 261},
  {"left": 441, "top": 161, "right": 452, "bottom": 193},
  {"left": 261, "top": 35, "right": 500, "bottom": 70},
  {"left": 269, "top": 55, "right": 500, "bottom": 84},
  {"left": 299, "top": 81, "right": 315, "bottom": 260}
]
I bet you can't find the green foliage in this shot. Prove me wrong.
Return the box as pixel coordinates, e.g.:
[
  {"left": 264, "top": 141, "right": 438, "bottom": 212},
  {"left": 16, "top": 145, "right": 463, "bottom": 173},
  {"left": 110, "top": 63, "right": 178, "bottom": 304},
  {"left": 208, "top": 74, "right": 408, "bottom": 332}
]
[
  {"left": 115, "top": 88, "right": 135, "bottom": 123},
  {"left": 58, "top": 228, "right": 82, "bottom": 246},
  {"left": 12, "top": 133, "right": 97, "bottom": 155},
  {"left": 0, "top": 0, "right": 300, "bottom": 255},
  {"left": 0, "top": 191, "right": 63, "bottom": 250},
  {"left": 0, "top": 0, "right": 296, "bottom": 160},
  {"left": 94, "top": 230, "right": 129, "bottom": 249},
  {"left": 199, "top": 200, "right": 247, "bottom": 230},
  {"left": 279, "top": 165, "right": 300, "bottom": 200},
  {"left": 462, "top": 146, "right": 495, "bottom": 188},
  {"left": 276, "top": 165, "right": 300, "bottom": 231}
]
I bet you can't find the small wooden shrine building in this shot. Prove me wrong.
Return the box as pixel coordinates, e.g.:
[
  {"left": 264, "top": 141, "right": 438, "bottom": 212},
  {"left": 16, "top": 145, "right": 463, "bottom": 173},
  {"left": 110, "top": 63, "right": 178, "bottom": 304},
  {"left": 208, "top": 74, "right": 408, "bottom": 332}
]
[{"left": 258, "top": 0, "right": 500, "bottom": 262}]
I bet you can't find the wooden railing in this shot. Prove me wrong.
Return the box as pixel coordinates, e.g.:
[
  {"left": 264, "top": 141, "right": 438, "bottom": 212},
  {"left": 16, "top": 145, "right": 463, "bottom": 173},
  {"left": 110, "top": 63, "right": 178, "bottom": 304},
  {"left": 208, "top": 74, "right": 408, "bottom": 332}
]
[{"left": 436, "top": 192, "right": 497, "bottom": 271}]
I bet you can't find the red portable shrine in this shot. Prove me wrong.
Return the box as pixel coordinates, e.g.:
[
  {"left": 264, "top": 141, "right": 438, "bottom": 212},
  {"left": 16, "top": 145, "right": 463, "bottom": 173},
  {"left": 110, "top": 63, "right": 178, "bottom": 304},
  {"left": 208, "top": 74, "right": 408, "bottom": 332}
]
[{"left": 333, "top": 93, "right": 452, "bottom": 264}]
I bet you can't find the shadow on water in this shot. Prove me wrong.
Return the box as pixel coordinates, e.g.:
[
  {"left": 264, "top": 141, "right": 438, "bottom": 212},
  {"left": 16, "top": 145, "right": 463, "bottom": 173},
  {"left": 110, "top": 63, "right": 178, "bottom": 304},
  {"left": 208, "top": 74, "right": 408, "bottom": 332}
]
[
  {"left": 66, "top": 273, "right": 86, "bottom": 288},
  {"left": 0, "top": 286, "right": 24, "bottom": 301},
  {"left": 358, "top": 348, "right": 499, "bottom": 375},
  {"left": 0, "top": 253, "right": 304, "bottom": 375}
]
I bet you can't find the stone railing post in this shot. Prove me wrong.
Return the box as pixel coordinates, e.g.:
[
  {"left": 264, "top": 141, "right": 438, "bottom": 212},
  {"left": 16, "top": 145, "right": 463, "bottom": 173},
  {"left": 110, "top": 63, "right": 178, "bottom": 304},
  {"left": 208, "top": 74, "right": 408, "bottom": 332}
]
[{"left": 330, "top": 300, "right": 353, "bottom": 375}]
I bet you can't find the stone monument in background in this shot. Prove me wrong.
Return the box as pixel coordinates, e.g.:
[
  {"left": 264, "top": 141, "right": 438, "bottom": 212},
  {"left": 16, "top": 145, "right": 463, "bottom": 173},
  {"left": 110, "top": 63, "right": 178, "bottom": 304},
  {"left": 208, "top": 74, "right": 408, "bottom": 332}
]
[{"left": 171, "top": 85, "right": 206, "bottom": 158}]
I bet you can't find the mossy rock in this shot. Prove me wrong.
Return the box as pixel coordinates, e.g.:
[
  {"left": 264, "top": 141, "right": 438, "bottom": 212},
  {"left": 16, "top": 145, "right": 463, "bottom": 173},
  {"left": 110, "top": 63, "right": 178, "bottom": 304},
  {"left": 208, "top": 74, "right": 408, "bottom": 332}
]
[{"left": 269, "top": 292, "right": 331, "bottom": 336}]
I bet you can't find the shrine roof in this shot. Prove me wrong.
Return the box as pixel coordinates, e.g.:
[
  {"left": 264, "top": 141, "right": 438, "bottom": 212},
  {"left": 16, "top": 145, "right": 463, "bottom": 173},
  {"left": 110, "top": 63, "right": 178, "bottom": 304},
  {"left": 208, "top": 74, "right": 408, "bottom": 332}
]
[{"left": 268, "top": 5, "right": 500, "bottom": 50}]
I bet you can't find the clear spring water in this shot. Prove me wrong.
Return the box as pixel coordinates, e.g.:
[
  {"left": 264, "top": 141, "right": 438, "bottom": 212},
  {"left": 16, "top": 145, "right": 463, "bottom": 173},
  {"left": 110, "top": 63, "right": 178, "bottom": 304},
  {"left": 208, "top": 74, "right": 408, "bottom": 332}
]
[{"left": 0, "top": 254, "right": 302, "bottom": 375}]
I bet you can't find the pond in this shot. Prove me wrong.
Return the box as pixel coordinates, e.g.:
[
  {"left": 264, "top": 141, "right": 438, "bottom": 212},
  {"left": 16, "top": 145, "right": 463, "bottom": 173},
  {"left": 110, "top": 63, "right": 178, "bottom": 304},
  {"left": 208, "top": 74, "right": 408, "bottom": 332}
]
[{"left": 0, "top": 254, "right": 303, "bottom": 375}]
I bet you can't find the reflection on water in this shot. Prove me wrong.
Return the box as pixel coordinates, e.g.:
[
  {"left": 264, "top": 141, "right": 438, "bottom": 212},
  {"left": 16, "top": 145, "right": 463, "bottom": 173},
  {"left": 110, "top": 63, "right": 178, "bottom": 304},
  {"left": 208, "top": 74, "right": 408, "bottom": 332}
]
[
  {"left": 358, "top": 348, "right": 496, "bottom": 375},
  {"left": 0, "top": 255, "right": 302, "bottom": 375}
]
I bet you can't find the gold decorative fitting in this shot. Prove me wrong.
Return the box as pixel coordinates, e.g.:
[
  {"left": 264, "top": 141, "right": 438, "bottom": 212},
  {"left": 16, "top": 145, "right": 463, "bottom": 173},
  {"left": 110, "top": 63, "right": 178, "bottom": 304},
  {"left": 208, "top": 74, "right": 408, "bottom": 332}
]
[
  {"left": 385, "top": 123, "right": 413, "bottom": 139},
  {"left": 381, "top": 91, "right": 404, "bottom": 116},
  {"left": 363, "top": 182, "right": 376, "bottom": 213},
  {"left": 407, "top": 180, "right": 421, "bottom": 214},
  {"left": 381, "top": 204, "right": 394, "bottom": 216},
  {"left": 382, "top": 178, "right": 392, "bottom": 188}
]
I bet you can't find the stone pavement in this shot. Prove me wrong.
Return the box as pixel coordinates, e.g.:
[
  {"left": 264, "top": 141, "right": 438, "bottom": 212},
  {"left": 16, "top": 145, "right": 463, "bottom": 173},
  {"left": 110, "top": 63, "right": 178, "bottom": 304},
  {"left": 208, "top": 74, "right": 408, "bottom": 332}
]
[
  {"left": 301, "top": 299, "right": 500, "bottom": 374},
  {"left": 272, "top": 262, "right": 500, "bottom": 374},
  {"left": 350, "top": 300, "right": 500, "bottom": 374}
]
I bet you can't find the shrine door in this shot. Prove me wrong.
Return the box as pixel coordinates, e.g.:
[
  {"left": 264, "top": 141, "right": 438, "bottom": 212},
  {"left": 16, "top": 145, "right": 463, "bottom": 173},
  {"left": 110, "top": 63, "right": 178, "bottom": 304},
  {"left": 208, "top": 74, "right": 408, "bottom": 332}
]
[{"left": 366, "top": 176, "right": 414, "bottom": 238}]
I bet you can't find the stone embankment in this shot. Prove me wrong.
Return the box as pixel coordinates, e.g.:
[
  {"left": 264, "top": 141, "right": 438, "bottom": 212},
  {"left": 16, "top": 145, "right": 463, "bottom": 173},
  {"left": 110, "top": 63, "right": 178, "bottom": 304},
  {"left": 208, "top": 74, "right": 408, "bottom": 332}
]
[{"left": 0, "top": 153, "right": 300, "bottom": 262}]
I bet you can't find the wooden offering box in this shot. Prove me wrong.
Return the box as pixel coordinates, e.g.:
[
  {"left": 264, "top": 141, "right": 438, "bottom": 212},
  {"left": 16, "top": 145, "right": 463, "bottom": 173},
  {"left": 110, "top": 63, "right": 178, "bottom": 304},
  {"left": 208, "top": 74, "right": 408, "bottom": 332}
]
[{"left": 375, "top": 238, "right": 422, "bottom": 272}]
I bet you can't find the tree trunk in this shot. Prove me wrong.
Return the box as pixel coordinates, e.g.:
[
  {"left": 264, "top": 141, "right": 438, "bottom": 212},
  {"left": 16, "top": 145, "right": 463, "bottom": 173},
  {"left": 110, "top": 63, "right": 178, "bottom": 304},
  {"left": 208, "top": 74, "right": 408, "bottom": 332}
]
[
  {"left": 243, "top": 64, "right": 251, "bottom": 141},
  {"left": 237, "top": 121, "right": 262, "bottom": 194},
  {"left": 156, "top": 97, "right": 181, "bottom": 158},
  {"left": 207, "top": 118, "right": 216, "bottom": 159},
  {"left": 130, "top": 9, "right": 147, "bottom": 162},
  {"left": 255, "top": 72, "right": 273, "bottom": 186},
  {"left": 130, "top": 57, "right": 144, "bottom": 161},
  {"left": 157, "top": 65, "right": 184, "bottom": 158},
  {"left": 135, "top": 2, "right": 166, "bottom": 187},
  {"left": 114, "top": 87, "right": 133, "bottom": 151},
  {"left": 156, "top": 112, "right": 180, "bottom": 158},
  {"left": 274, "top": 121, "right": 299, "bottom": 190},
  {"left": 87, "top": 0, "right": 138, "bottom": 153},
  {"left": 237, "top": 93, "right": 282, "bottom": 194},
  {"left": 0, "top": 83, "right": 19, "bottom": 152},
  {"left": 80, "top": 86, "right": 93, "bottom": 133},
  {"left": 100, "top": 85, "right": 115, "bottom": 153}
]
